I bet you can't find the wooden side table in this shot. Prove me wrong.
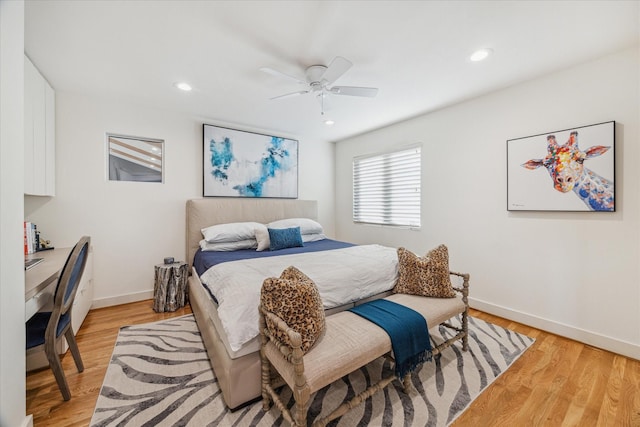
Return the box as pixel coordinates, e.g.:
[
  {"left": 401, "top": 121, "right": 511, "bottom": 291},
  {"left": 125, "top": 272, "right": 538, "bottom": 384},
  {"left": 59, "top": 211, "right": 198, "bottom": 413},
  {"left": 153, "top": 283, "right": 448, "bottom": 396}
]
[{"left": 153, "top": 262, "right": 189, "bottom": 312}]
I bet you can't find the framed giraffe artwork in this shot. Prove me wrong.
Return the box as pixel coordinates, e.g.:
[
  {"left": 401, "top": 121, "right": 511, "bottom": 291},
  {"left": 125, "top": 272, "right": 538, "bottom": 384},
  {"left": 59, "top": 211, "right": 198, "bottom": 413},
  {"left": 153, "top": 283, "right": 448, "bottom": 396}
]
[{"left": 507, "top": 121, "right": 615, "bottom": 212}]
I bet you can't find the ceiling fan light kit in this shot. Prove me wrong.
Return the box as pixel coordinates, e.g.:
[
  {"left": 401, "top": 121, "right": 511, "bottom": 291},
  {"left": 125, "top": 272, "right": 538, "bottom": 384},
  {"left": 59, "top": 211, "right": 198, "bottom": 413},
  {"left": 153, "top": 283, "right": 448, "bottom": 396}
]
[{"left": 261, "top": 56, "right": 378, "bottom": 115}]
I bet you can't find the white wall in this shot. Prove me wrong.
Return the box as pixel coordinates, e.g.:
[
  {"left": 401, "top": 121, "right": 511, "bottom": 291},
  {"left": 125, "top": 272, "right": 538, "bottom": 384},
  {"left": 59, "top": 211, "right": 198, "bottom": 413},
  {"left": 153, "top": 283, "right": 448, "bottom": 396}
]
[
  {"left": 335, "top": 47, "right": 640, "bottom": 359},
  {"left": 24, "top": 93, "right": 335, "bottom": 307},
  {"left": 0, "top": 2, "right": 31, "bottom": 426}
]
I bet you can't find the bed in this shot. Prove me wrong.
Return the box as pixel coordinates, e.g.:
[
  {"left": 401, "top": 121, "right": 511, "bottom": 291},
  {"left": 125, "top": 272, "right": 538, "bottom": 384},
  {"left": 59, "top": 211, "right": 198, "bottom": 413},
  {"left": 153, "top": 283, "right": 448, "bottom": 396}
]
[{"left": 185, "top": 198, "right": 398, "bottom": 410}]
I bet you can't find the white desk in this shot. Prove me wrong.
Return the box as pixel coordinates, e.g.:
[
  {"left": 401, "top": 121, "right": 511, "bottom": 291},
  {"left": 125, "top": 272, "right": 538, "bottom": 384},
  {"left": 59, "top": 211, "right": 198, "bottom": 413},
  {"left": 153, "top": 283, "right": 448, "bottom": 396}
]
[
  {"left": 25, "top": 248, "right": 70, "bottom": 321},
  {"left": 25, "top": 246, "right": 94, "bottom": 371}
]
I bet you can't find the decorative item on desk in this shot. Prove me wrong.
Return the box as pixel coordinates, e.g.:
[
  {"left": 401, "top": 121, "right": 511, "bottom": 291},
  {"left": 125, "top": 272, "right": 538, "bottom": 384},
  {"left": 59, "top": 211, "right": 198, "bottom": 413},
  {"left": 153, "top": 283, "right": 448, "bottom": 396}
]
[
  {"left": 164, "top": 257, "right": 175, "bottom": 265},
  {"left": 36, "top": 232, "right": 54, "bottom": 251},
  {"left": 38, "top": 238, "right": 54, "bottom": 251}
]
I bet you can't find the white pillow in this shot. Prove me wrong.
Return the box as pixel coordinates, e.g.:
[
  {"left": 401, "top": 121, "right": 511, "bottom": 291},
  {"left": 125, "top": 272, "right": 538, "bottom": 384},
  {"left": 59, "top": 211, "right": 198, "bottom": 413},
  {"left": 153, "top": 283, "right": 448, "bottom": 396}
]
[
  {"left": 201, "top": 221, "right": 263, "bottom": 243},
  {"left": 255, "top": 224, "right": 270, "bottom": 251},
  {"left": 199, "top": 239, "right": 258, "bottom": 251},
  {"left": 267, "top": 218, "right": 323, "bottom": 235},
  {"left": 302, "top": 233, "right": 326, "bottom": 243}
]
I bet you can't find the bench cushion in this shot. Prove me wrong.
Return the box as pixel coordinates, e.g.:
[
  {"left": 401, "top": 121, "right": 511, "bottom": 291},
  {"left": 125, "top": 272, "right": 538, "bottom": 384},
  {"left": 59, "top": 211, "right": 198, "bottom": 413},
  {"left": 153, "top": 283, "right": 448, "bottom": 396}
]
[
  {"left": 264, "top": 309, "right": 391, "bottom": 392},
  {"left": 384, "top": 293, "right": 466, "bottom": 327},
  {"left": 264, "top": 293, "right": 466, "bottom": 393}
]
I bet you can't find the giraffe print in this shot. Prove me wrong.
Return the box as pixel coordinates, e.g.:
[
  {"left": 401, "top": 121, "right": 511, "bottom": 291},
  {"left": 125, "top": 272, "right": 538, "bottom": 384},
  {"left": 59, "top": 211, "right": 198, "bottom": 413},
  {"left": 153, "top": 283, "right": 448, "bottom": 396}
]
[{"left": 521, "top": 132, "right": 614, "bottom": 211}]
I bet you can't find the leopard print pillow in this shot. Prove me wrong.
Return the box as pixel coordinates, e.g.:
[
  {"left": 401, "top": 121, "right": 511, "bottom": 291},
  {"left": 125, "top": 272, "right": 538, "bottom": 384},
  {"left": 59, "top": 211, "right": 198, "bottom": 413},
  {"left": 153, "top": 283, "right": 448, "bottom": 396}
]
[
  {"left": 261, "top": 266, "right": 325, "bottom": 353},
  {"left": 393, "top": 245, "right": 456, "bottom": 298}
]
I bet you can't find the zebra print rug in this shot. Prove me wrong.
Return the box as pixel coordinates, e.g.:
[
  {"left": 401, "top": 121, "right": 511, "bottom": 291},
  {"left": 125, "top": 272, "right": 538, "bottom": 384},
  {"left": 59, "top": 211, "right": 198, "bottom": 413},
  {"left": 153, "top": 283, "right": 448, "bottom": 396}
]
[{"left": 90, "top": 314, "right": 534, "bottom": 426}]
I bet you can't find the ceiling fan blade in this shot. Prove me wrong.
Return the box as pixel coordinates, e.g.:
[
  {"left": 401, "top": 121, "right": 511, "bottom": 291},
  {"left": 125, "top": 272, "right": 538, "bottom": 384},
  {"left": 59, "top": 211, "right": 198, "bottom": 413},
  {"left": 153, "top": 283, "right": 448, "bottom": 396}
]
[
  {"left": 260, "top": 67, "right": 306, "bottom": 85},
  {"left": 269, "top": 90, "right": 310, "bottom": 100},
  {"left": 320, "top": 56, "right": 352, "bottom": 85},
  {"left": 330, "top": 86, "right": 379, "bottom": 97}
]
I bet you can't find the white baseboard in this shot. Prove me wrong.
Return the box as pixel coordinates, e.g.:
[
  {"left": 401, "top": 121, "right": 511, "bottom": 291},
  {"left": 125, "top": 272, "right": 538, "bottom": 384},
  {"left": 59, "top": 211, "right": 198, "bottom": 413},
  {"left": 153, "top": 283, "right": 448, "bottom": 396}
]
[
  {"left": 469, "top": 297, "right": 640, "bottom": 360},
  {"left": 22, "top": 415, "right": 33, "bottom": 427},
  {"left": 91, "top": 290, "right": 154, "bottom": 309}
]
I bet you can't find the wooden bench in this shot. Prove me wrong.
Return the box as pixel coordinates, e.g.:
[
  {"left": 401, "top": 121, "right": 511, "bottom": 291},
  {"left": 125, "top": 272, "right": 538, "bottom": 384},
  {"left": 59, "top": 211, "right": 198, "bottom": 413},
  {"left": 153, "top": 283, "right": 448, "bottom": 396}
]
[{"left": 259, "top": 271, "right": 470, "bottom": 427}]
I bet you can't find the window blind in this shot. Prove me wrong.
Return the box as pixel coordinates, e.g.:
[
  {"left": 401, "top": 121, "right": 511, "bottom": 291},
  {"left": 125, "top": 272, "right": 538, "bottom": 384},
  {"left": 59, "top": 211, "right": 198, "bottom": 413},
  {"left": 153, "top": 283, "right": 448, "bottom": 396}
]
[{"left": 352, "top": 145, "right": 421, "bottom": 227}]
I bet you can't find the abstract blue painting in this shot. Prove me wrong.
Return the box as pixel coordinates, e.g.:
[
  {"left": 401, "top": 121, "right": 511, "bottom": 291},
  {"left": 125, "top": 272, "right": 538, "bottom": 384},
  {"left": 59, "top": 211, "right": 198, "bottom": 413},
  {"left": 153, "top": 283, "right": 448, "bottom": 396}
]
[{"left": 203, "top": 124, "right": 298, "bottom": 198}]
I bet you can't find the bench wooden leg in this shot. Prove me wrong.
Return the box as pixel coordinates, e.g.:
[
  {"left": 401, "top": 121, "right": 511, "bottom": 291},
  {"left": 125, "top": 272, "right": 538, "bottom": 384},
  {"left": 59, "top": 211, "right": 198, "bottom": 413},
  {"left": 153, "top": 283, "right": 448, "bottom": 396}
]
[
  {"left": 292, "top": 368, "right": 311, "bottom": 426},
  {"left": 460, "top": 272, "right": 470, "bottom": 351},
  {"left": 293, "top": 396, "right": 310, "bottom": 427},
  {"left": 461, "top": 309, "right": 469, "bottom": 351},
  {"left": 259, "top": 312, "right": 273, "bottom": 411},
  {"left": 402, "top": 372, "right": 414, "bottom": 393},
  {"left": 260, "top": 352, "right": 272, "bottom": 411}
]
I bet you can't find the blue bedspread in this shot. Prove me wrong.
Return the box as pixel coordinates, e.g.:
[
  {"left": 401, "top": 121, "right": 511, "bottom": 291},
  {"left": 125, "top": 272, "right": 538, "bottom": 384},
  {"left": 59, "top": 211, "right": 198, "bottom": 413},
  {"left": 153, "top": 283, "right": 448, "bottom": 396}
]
[
  {"left": 349, "top": 299, "right": 432, "bottom": 378},
  {"left": 193, "top": 239, "right": 355, "bottom": 277}
]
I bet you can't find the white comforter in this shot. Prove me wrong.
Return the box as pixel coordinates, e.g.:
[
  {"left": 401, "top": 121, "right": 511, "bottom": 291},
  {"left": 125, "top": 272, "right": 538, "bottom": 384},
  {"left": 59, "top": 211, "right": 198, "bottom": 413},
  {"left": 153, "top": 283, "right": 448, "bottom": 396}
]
[{"left": 199, "top": 244, "right": 398, "bottom": 351}]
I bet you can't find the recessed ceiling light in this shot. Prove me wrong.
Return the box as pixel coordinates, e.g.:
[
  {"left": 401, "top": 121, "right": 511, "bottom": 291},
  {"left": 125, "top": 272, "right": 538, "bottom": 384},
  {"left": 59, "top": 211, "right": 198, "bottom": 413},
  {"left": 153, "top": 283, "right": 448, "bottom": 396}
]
[
  {"left": 174, "top": 82, "right": 192, "bottom": 91},
  {"left": 470, "top": 48, "right": 493, "bottom": 62},
  {"left": 324, "top": 119, "right": 335, "bottom": 126}
]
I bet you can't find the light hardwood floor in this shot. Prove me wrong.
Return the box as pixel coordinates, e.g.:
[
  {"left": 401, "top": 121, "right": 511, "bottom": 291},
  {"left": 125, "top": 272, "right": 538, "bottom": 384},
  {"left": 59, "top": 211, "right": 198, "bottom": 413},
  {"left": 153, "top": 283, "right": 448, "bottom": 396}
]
[{"left": 26, "top": 302, "right": 639, "bottom": 426}]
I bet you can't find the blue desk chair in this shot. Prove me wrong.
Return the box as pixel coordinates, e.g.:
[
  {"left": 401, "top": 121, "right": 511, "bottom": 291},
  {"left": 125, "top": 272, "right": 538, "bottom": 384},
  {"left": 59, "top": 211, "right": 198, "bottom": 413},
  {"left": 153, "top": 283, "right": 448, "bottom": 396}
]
[{"left": 26, "top": 236, "right": 91, "bottom": 401}]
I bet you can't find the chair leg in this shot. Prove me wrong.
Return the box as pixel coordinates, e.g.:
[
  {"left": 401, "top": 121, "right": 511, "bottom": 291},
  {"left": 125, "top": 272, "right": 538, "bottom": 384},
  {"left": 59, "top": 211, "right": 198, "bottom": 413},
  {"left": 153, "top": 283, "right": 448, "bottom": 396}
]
[
  {"left": 44, "top": 340, "right": 71, "bottom": 401},
  {"left": 65, "top": 328, "right": 84, "bottom": 372}
]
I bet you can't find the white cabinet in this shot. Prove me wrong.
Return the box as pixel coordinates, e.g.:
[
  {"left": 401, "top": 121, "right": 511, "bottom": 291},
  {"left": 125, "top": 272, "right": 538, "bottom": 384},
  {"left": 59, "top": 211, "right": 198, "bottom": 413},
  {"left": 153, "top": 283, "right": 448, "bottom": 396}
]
[
  {"left": 26, "top": 251, "right": 94, "bottom": 371},
  {"left": 24, "top": 55, "right": 55, "bottom": 196}
]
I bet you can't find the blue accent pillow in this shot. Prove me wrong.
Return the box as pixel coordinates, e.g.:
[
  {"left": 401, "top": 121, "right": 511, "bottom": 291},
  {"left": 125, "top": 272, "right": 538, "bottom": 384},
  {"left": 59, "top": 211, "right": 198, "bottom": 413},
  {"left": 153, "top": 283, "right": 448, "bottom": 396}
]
[{"left": 268, "top": 227, "right": 304, "bottom": 251}]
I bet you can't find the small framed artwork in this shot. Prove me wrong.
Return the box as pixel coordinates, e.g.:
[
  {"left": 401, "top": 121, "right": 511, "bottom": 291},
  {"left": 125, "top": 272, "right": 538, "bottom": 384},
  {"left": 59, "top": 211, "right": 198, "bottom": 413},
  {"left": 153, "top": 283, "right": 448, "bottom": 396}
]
[
  {"left": 203, "top": 124, "right": 298, "bottom": 198},
  {"left": 507, "top": 121, "right": 615, "bottom": 212}
]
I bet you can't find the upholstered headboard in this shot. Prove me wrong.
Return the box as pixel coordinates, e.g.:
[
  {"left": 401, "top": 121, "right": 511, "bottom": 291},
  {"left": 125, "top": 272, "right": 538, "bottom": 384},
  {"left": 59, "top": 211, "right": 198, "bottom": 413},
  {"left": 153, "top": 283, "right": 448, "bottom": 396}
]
[{"left": 186, "top": 198, "right": 318, "bottom": 267}]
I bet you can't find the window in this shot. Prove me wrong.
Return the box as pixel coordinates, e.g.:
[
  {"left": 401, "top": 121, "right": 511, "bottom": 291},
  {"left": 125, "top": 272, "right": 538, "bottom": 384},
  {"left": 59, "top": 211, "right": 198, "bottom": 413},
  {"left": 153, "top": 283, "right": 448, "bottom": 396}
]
[
  {"left": 107, "top": 133, "right": 164, "bottom": 183},
  {"left": 353, "top": 145, "right": 421, "bottom": 227}
]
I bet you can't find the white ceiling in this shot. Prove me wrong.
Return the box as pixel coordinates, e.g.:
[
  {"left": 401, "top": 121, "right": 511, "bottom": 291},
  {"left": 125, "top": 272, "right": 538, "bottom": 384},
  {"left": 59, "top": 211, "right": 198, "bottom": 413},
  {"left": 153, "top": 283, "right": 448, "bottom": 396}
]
[{"left": 25, "top": 1, "right": 639, "bottom": 143}]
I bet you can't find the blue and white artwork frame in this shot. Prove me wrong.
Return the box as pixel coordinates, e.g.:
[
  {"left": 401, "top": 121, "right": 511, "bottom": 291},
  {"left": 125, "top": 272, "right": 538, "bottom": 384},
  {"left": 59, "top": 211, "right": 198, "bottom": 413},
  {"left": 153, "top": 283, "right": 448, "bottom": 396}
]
[{"left": 203, "top": 124, "right": 298, "bottom": 198}]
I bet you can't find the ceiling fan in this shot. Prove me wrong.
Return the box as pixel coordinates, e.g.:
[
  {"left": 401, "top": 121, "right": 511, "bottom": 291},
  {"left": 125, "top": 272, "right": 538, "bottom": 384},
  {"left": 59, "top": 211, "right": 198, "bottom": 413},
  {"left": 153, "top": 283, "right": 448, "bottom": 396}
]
[{"left": 260, "top": 56, "right": 378, "bottom": 114}]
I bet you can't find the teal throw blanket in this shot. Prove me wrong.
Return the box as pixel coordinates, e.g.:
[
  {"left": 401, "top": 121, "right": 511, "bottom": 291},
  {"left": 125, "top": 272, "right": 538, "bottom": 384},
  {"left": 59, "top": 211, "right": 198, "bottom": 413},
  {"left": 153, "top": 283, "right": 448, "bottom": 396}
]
[{"left": 349, "top": 299, "right": 432, "bottom": 378}]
